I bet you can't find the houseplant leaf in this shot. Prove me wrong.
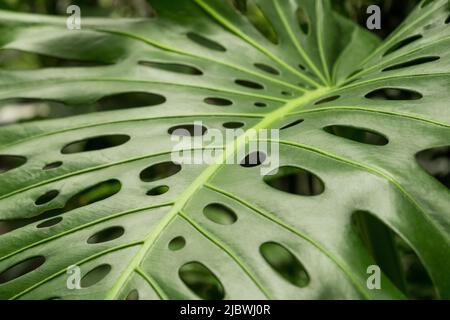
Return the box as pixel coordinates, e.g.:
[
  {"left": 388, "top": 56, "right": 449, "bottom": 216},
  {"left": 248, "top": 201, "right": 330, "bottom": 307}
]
[{"left": 0, "top": 0, "right": 449, "bottom": 300}]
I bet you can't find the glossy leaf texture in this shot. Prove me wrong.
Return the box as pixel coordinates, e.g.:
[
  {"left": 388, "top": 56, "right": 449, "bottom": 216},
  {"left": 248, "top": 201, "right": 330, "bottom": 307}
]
[{"left": 0, "top": 0, "right": 449, "bottom": 300}]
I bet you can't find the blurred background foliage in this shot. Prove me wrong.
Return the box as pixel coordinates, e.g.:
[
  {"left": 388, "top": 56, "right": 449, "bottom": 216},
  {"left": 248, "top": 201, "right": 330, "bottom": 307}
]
[{"left": 0, "top": 0, "right": 421, "bottom": 37}]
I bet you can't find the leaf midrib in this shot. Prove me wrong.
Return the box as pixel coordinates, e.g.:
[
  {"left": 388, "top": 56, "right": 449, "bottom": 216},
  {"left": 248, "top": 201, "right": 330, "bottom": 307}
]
[{"left": 104, "top": 88, "right": 331, "bottom": 299}]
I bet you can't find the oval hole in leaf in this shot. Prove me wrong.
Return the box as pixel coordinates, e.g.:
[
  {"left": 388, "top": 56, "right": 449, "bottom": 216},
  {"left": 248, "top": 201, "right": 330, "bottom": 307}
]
[
  {"left": 168, "top": 124, "right": 208, "bottom": 137},
  {"left": 97, "top": 92, "right": 166, "bottom": 111},
  {"left": 223, "top": 122, "right": 244, "bottom": 129},
  {"left": 186, "top": 32, "right": 226, "bottom": 52},
  {"left": 203, "top": 203, "right": 237, "bottom": 225},
  {"left": 61, "top": 135, "right": 130, "bottom": 154},
  {"left": 0, "top": 155, "right": 27, "bottom": 174},
  {"left": 365, "top": 88, "right": 422, "bottom": 100},
  {"left": 240, "top": 151, "right": 266, "bottom": 168},
  {"left": 254, "top": 63, "right": 280, "bottom": 75},
  {"left": 282, "top": 91, "right": 293, "bottom": 97},
  {"left": 254, "top": 102, "right": 267, "bottom": 107},
  {"left": 140, "top": 161, "right": 182, "bottom": 182},
  {"left": 43, "top": 161, "right": 63, "bottom": 171},
  {"left": 314, "top": 95, "right": 340, "bottom": 105},
  {"left": 126, "top": 289, "right": 139, "bottom": 300},
  {"left": 168, "top": 236, "right": 186, "bottom": 251},
  {"left": 138, "top": 61, "right": 203, "bottom": 75},
  {"left": 147, "top": 185, "right": 170, "bottom": 196},
  {"left": 260, "top": 242, "right": 309, "bottom": 288},
  {"left": 80, "top": 264, "right": 112, "bottom": 288},
  {"left": 64, "top": 179, "right": 122, "bottom": 211},
  {"left": 235, "top": 79, "right": 264, "bottom": 90},
  {"left": 382, "top": 56, "right": 440, "bottom": 72},
  {"left": 323, "top": 125, "right": 389, "bottom": 146},
  {"left": 232, "top": 0, "right": 278, "bottom": 44},
  {"left": 263, "top": 166, "right": 325, "bottom": 196},
  {"left": 383, "top": 34, "right": 423, "bottom": 56},
  {"left": 296, "top": 7, "right": 310, "bottom": 34},
  {"left": 352, "top": 211, "right": 437, "bottom": 299},
  {"left": 87, "top": 226, "right": 125, "bottom": 244},
  {"left": 280, "top": 119, "right": 304, "bottom": 130},
  {"left": 446, "top": 14, "right": 450, "bottom": 24},
  {"left": 415, "top": 146, "right": 449, "bottom": 189},
  {"left": 0, "top": 256, "right": 46, "bottom": 284},
  {"left": 179, "top": 262, "right": 225, "bottom": 300},
  {"left": 36, "top": 217, "right": 63, "bottom": 229},
  {"left": 35, "top": 190, "right": 59, "bottom": 206},
  {"left": 421, "top": 0, "right": 434, "bottom": 8},
  {"left": 0, "top": 49, "right": 109, "bottom": 70},
  {"left": 204, "top": 97, "right": 233, "bottom": 106}
]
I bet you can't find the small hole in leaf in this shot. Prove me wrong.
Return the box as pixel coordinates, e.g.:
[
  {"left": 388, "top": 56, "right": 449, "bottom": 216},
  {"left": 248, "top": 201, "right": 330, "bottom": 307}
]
[
  {"left": 43, "top": 161, "right": 63, "bottom": 171},
  {"left": 280, "top": 119, "right": 304, "bottom": 130},
  {"left": 204, "top": 97, "right": 233, "bottom": 106},
  {"left": 126, "top": 289, "right": 139, "bottom": 300},
  {"left": 382, "top": 56, "right": 440, "bottom": 72},
  {"left": 383, "top": 34, "right": 423, "bottom": 56},
  {"left": 421, "top": 0, "right": 434, "bottom": 8},
  {"left": 138, "top": 61, "right": 203, "bottom": 75},
  {"left": 347, "top": 68, "right": 363, "bottom": 79},
  {"left": 80, "top": 264, "right": 112, "bottom": 288},
  {"left": 282, "top": 91, "right": 293, "bottom": 97},
  {"left": 140, "top": 162, "right": 182, "bottom": 182},
  {"left": 97, "top": 92, "right": 166, "bottom": 111},
  {"left": 186, "top": 32, "right": 226, "bottom": 52},
  {"left": 223, "top": 122, "right": 244, "bottom": 129},
  {"left": 365, "top": 88, "right": 422, "bottom": 100},
  {"left": 0, "top": 155, "right": 27, "bottom": 174},
  {"left": 0, "top": 49, "right": 110, "bottom": 70},
  {"left": 147, "top": 185, "right": 170, "bottom": 196},
  {"left": 203, "top": 203, "right": 237, "bottom": 225},
  {"left": 446, "top": 14, "right": 450, "bottom": 24},
  {"left": 254, "top": 63, "right": 280, "bottom": 75},
  {"left": 352, "top": 211, "right": 437, "bottom": 299},
  {"left": 416, "top": 146, "right": 449, "bottom": 189},
  {"left": 260, "top": 242, "right": 309, "bottom": 288},
  {"left": 232, "top": 0, "right": 278, "bottom": 44},
  {"left": 168, "top": 124, "right": 208, "bottom": 137},
  {"left": 61, "top": 135, "right": 130, "bottom": 154},
  {"left": 298, "top": 64, "right": 307, "bottom": 71},
  {"left": 36, "top": 217, "right": 63, "bottom": 229},
  {"left": 0, "top": 256, "right": 46, "bottom": 284},
  {"left": 240, "top": 152, "right": 266, "bottom": 168},
  {"left": 254, "top": 102, "right": 267, "bottom": 107},
  {"left": 235, "top": 79, "right": 264, "bottom": 90},
  {"left": 65, "top": 179, "right": 121, "bottom": 211},
  {"left": 324, "top": 125, "right": 389, "bottom": 146},
  {"left": 35, "top": 190, "right": 59, "bottom": 206},
  {"left": 296, "top": 7, "right": 310, "bottom": 34},
  {"left": 87, "top": 226, "right": 125, "bottom": 244},
  {"left": 179, "top": 262, "right": 225, "bottom": 300},
  {"left": 169, "top": 236, "right": 186, "bottom": 251},
  {"left": 314, "top": 95, "right": 340, "bottom": 105},
  {"left": 264, "top": 166, "right": 325, "bottom": 196}
]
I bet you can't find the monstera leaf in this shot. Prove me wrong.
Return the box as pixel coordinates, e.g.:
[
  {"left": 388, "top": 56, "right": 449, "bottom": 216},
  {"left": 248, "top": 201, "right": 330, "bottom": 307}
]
[{"left": 0, "top": 0, "right": 449, "bottom": 300}]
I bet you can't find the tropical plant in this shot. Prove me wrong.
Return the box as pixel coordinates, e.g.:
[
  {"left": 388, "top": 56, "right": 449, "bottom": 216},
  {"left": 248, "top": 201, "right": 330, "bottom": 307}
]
[{"left": 0, "top": 0, "right": 449, "bottom": 300}]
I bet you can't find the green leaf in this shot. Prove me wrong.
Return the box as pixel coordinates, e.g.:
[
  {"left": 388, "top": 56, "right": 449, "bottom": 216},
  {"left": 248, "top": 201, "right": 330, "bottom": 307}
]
[{"left": 0, "top": 0, "right": 449, "bottom": 300}]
